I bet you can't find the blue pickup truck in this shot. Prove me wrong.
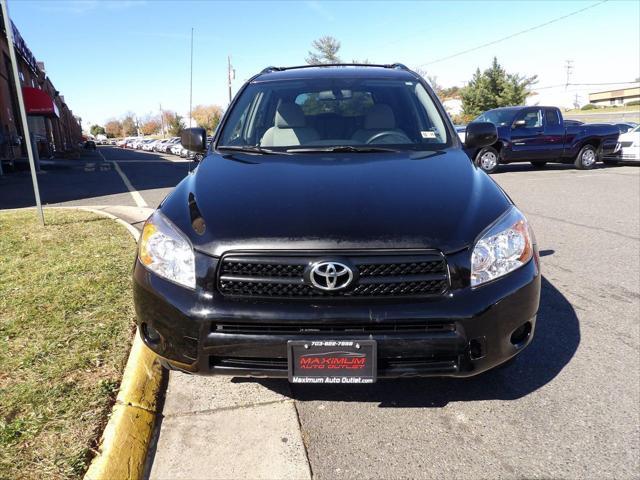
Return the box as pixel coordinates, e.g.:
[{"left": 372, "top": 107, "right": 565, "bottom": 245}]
[{"left": 467, "top": 106, "right": 620, "bottom": 173}]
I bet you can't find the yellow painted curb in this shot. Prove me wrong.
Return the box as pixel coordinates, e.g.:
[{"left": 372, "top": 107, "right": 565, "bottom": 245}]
[
  {"left": 84, "top": 331, "right": 163, "bottom": 480},
  {"left": 75, "top": 206, "right": 164, "bottom": 480}
]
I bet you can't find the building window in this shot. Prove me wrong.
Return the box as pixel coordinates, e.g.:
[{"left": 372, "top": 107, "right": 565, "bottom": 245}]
[{"left": 18, "top": 71, "right": 25, "bottom": 83}]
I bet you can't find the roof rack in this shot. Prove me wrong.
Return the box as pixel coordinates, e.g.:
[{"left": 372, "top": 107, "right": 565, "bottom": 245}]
[{"left": 260, "top": 63, "right": 411, "bottom": 73}]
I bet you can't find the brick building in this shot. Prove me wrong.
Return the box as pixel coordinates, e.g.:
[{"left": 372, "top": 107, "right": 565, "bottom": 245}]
[{"left": 1, "top": 12, "right": 82, "bottom": 161}]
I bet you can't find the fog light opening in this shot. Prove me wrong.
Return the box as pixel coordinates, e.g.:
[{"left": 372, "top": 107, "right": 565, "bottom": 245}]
[
  {"left": 142, "top": 322, "right": 161, "bottom": 345},
  {"left": 469, "top": 338, "right": 486, "bottom": 360},
  {"left": 510, "top": 321, "right": 532, "bottom": 346}
]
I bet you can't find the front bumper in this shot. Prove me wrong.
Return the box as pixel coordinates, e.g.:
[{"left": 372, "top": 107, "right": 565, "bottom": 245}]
[
  {"left": 133, "top": 249, "right": 541, "bottom": 378},
  {"left": 604, "top": 146, "right": 640, "bottom": 163}
]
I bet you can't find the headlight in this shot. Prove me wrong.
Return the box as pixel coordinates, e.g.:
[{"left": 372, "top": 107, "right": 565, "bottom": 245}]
[
  {"left": 471, "top": 207, "right": 534, "bottom": 287},
  {"left": 138, "top": 211, "right": 196, "bottom": 289}
]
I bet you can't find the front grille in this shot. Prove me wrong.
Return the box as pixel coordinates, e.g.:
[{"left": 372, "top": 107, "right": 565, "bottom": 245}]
[
  {"left": 213, "top": 321, "right": 455, "bottom": 335},
  {"left": 209, "top": 355, "right": 459, "bottom": 374},
  {"left": 217, "top": 252, "right": 449, "bottom": 299}
]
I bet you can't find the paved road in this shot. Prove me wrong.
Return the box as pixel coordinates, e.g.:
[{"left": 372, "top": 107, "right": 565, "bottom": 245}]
[
  {"left": 0, "top": 145, "right": 191, "bottom": 210},
  {"left": 2, "top": 150, "right": 638, "bottom": 478},
  {"left": 288, "top": 164, "right": 639, "bottom": 479}
]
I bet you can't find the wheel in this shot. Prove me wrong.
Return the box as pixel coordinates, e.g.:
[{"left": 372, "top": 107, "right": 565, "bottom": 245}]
[
  {"left": 475, "top": 146, "right": 500, "bottom": 174},
  {"left": 575, "top": 144, "right": 598, "bottom": 170},
  {"left": 531, "top": 161, "right": 547, "bottom": 169}
]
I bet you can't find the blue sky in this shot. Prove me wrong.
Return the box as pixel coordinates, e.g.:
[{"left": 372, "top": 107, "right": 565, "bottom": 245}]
[{"left": 9, "top": 0, "right": 640, "bottom": 128}]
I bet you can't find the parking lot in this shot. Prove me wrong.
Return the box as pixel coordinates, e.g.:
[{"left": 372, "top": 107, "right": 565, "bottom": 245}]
[{"left": 1, "top": 148, "right": 638, "bottom": 478}]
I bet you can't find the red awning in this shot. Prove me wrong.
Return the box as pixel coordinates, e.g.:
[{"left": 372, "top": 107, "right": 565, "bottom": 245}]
[{"left": 22, "top": 87, "right": 60, "bottom": 118}]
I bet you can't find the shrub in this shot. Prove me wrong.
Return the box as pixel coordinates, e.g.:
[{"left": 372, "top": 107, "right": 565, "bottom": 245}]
[
  {"left": 581, "top": 104, "right": 598, "bottom": 110},
  {"left": 627, "top": 100, "right": 640, "bottom": 106}
]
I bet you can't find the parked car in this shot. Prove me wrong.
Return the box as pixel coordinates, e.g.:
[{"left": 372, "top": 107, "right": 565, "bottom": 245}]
[
  {"left": 614, "top": 122, "right": 638, "bottom": 134},
  {"left": 469, "top": 106, "right": 620, "bottom": 172},
  {"left": 157, "top": 137, "right": 179, "bottom": 153},
  {"left": 153, "top": 139, "right": 170, "bottom": 152},
  {"left": 170, "top": 143, "right": 184, "bottom": 155},
  {"left": 133, "top": 64, "right": 541, "bottom": 382},
  {"left": 115, "top": 138, "right": 127, "bottom": 147},
  {"left": 83, "top": 140, "right": 96, "bottom": 150},
  {"left": 142, "top": 139, "right": 158, "bottom": 151},
  {"left": 123, "top": 137, "right": 140, "bottom": 148},
  {"left": 603, "top": 124, "right": 640, "bottom": 164}
]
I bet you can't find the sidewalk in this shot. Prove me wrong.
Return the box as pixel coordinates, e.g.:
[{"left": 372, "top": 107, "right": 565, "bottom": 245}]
[{"left": 96, "top": 205, "right": 312, "bottom": 480}]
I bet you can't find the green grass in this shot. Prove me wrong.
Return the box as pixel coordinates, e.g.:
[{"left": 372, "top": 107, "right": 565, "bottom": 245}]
[{"left": 0, "top": 210, "right": 137, "bottom": 480}]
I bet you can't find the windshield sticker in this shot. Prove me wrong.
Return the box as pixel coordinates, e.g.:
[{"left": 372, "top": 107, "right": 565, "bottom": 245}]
[{"left": 421, "top": 131, "right": 437, "bottom": 139}]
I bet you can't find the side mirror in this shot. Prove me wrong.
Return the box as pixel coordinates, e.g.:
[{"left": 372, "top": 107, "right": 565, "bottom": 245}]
[
  {"left": 181, "top": 127, "right": 207, "bottom": 153},
  {"left": 464, "top": 122, "right": 498, "bottom": 149},
  {"left": 513, "top": 119, "right": 526, "bottom": 128}
]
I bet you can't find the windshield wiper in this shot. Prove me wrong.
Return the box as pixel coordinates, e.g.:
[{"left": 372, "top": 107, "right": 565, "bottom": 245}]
[
  {"left": 217, "top": 145, "right": 287, "bottom": 155},
  {"left": 286, "top": 146, "right": 399, "bottom": 153}
]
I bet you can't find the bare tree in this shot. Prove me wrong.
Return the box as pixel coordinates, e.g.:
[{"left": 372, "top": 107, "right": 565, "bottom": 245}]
[
  {"left": 104, "top": 120, "right": 122, "bottom": 138},
  {"left": 306, "top": 36, "right": 342, "bottom": 65}
]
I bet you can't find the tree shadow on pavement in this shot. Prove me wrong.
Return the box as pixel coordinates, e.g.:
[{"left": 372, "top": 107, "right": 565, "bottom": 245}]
[
  {"left": 250, "top": 276, "right": 580, "bottom": 408},
  {"left": 0, "top": 146, "right": 189, "bottom": 210}
]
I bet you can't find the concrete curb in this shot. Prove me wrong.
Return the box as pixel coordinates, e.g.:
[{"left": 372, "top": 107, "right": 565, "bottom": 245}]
[
  {"left": 8, "top": 205, "right": 164, "bottom": 480},
  {"left": 67, "top": 207, "right": 162, "bottom": 480},
  {"left": 55, "top": 206, "right": 164, "bottom": 480}
]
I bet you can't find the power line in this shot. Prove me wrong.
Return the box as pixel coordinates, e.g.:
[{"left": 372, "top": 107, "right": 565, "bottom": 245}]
[
  {"left": 417, "top": 0, "right": 609, "bottom": 67},
  {"left": 534, "top": 80, "right": 640, "bottom": 90}
]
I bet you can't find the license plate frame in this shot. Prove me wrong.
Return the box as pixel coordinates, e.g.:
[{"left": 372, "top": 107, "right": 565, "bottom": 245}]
[{"left": 288, "top": 339, "right": 377, "bottom": 384}]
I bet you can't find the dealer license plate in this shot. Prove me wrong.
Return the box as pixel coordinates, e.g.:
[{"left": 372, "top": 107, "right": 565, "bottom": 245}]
[{"left": 288, "top": 340, "right": 377, "bottom": 384}]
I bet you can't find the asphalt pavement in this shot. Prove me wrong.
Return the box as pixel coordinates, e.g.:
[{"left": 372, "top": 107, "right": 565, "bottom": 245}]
[
  {"left": 0, "top": 145, "right": 192, "bottom": 210},
  {"left": 1, "top": 148, "right": 638, "bottom": 479}
]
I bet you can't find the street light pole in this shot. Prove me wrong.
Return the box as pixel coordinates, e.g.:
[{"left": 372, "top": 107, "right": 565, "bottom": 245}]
[
  {"left": 189, "top": 27, "right": 193, "bottom": 128},
  {"left": 1, "top": 0, "right": 44, "bottom": 225},
  {"left": 227, "top": 55, "right": 233, "bottom": 105}
]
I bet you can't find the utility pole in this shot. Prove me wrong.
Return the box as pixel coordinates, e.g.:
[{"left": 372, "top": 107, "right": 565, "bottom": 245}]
[
  {"left": 159, "top": 103, "right": 165, "bottom": 138},
  {"left": 564, "top": 60, "right": 574, "bottom": 89},
  {"left": 227, "top": 55, "right": 234, "bottom": 105},
  {"left": 189, "top": 27, "right": 193, "bottom": 128},
  {"left": 1, "top": 0, "right": 44, "bottom": 225}
]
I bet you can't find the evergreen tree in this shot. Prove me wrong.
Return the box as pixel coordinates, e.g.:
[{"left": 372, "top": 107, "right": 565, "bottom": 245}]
[
  {"left": 306, "top": 36, "right": 342, "bottom": 65},
  {"left": 461, "top": 57, "right": 537, "bottom": 117}
]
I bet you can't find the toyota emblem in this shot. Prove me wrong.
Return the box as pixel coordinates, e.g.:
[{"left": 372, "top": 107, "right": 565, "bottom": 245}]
[{"left": 309, "top": 261, "right": 354, "bottom": 291}]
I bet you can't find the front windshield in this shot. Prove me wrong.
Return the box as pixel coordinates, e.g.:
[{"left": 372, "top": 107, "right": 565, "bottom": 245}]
[
  {"left": 475, "top": 109, "right": 516, "bottom": 127},
  {"left": 218, "top": 77, "right": 450, "bottom": 151}
]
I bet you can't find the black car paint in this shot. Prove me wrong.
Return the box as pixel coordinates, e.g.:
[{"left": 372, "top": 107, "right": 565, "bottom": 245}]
[
  {"left": 468, "top": 106, "right": 619, "bottom": 165},
  {"left": 133, "top": 65, "right": 541, "bottom": 378}
]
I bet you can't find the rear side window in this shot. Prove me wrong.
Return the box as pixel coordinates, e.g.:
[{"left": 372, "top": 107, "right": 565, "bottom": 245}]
[
  {"left": 515, "top": 109, "right": 543, "bottom": 129},
  {"left": 544, "top": 108, "right": 561, "bottom": 127}
]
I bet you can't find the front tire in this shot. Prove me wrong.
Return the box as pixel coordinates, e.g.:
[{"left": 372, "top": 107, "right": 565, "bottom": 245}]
[
  {"left": 475, "top": 146, "right": 500, "bottom": 174},
  {"left": 575, "top": 145, "right": 598, "bottom": 170}
]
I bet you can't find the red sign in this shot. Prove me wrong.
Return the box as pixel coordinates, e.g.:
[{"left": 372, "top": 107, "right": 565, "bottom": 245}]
[{"left": 22, "top": 87, "right": 59, "bottom": 118}]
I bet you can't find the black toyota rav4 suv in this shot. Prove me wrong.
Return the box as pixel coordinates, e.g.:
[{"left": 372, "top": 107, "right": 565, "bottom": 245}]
[{"left": 133, "top": 64, "right": 540, "bottom": 383}]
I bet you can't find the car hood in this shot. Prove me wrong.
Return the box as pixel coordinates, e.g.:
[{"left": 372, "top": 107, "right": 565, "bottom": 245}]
[
  {"left": 619, "top": 131, "right": 639, "bottom": 142},
  {"left": 162, "top": 148, "right": 512, "bottom": 257}
]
